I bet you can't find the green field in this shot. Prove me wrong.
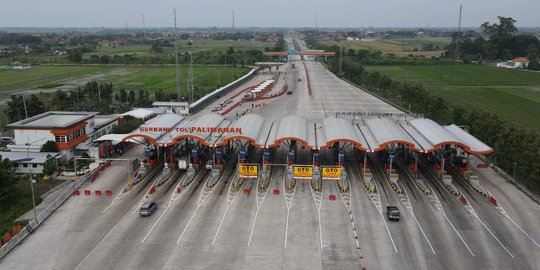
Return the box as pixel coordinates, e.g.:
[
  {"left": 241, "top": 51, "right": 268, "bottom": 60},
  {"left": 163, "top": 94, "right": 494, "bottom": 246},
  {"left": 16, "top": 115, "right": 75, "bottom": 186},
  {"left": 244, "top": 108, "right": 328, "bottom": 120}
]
[
  {"left": 320, "top": 37, "right": 451, "bottom": 57},
  {"left": 365, "top": 65, "right": 540, "bottom": 129},
  {"left": 86, "top": 39, "right": 275, "bottom": 58},
  {"left": 0, "top": 65, "right": 247, "bottom": 98},
  {"left": 0, "top": 66, "right": 115, "bottom": 94}
]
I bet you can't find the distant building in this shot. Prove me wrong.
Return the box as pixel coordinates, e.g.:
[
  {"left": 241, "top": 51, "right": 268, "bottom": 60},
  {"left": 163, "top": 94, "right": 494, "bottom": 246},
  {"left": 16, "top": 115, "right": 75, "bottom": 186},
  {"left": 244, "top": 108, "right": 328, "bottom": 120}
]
[
  {"left": 152, "top": 101, "right": 190, "bottom": 115},
  {"left": 0, "top": 151, "right": 60, "bottom": 174},
  {"left": 6, "top": 111, "right": 119, "bottom": 162},
  {"left": 122, "top": 108, "right": 157, "bottom": 122},
  {"left": 497, "top": 57, "right": 529, "bottom": 69}
]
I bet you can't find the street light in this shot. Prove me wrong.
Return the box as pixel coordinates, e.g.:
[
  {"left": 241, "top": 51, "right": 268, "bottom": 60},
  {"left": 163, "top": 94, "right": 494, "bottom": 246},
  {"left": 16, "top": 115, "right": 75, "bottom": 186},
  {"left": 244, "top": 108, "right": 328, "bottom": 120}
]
[
  {"left": 513, "top": 162, "right": 517, "bottom": 180},
  {"left": 26, "top": 136, "right": 45, "bottom": 225}
]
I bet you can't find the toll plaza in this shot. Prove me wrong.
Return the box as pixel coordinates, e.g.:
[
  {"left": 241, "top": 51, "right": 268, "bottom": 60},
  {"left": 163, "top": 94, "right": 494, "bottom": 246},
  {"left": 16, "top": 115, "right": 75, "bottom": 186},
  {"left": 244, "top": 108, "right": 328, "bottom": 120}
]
[{"left": 95, "top": 113, "right": 494, "bottom": 195}]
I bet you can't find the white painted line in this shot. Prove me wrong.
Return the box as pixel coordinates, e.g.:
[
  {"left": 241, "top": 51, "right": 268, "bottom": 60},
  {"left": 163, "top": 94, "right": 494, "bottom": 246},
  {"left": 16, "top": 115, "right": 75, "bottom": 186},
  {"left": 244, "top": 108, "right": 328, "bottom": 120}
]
[
  {"left": 176, "top": 174, "right": 215, "bottom": 245},
  {"left": 211, "top": 176, "right": 243, "bottom": 245},
  {"left": 140, "top": 204, "right": 171, "bottom": 244},
  {"left": 443, "top": 214, "right": 475, "bottom": 256},
  {"left": 247, "top": 171, "right": 272, "bottom": 247},
  {"left": 403, "top": 187, "right": 436, "bottom": 255},
  {"left": 473, "top": 212, "right": 514, "bottom": 258}
]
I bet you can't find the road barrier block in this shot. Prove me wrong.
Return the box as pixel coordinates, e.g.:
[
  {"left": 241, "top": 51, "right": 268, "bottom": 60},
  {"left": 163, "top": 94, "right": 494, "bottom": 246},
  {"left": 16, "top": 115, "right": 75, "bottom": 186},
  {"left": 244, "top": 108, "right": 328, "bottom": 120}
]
[
  {"left": 489, "top": 196, "right": 497, "bottom": 206},
  {"left": 72, "top": 190, "right": 80, "bottom": 196},
  {"left": 105, "top": 190, "right": 112, "bottom": 196},
  {"left": 3, "top": 232, "right": 11, "bottom": 242},
  {"left": 95, "top": 190, "right": 102, "bottom": 196},
  {"left": 329, "top": 194, "right": 336, "bottom": 201},
  {"left": 176, "top": 187, "right": 181, "bottom": 193},
  {"left": 149, "top": 186, "right": 156, "bottom": 194},
  {"left": 273, "top": 189, "right": 280, "bottom": 195},
  {"left": 243, "top": 188, "right": 250, "bottom": 195},
  {"left": 84, "top": 190, "right": 91, "bottom": 195},
  {"left": 460, "top": 195, "right": 467, "bottom": 204}
]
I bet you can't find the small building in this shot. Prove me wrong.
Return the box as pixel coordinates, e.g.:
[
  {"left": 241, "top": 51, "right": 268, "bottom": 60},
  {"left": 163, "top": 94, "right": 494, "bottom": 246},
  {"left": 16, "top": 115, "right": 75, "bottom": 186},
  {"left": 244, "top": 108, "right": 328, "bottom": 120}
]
[
  {"left": 6, "top": 111, "right": 119, "bottom": 162},
  {"left": 122, "top": 108, "right": 157, "bottom": 122},
  {"left": 152, "top": 101, "right": 189, "bottom": 115},
  {"left": 0, "top": 151, "right": 60, "bottom": 174},
  {"left": 497, "top": 57, "right": 529, "bottom": 69}
]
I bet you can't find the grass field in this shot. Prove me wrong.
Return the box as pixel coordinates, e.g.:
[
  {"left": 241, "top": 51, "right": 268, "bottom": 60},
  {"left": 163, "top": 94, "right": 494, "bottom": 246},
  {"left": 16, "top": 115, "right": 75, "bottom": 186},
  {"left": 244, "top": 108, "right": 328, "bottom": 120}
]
[
  {"left": 365, "top": 65, "right": 540, "bottom": 129},
  {"left": 320, "top": 37, "right": 451, "bottom": 57},
  {"left": 0, "top": 66, "right": 115, "bottom": 94},
  {"left": 0, "top": 65, "right": 248, "bottom": 105},
  {"left": 104, "top": 66, "right": 248, "bottom": 95},
  {"left": 85, "top": 39, "right": 275, "bottom": 58}
]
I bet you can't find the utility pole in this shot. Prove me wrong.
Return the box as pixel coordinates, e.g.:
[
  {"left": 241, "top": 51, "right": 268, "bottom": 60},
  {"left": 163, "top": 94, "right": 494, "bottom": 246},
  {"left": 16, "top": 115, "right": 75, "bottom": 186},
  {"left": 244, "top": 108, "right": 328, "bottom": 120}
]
[
  {"left": 173, "top": 8, "right": 181, "bottom": 102},
  {"left": 339, "top": 46, "right": 343, "bottom": 77},
  {"left": 315, "top": 12, "right": 319, "bottom": 32},
  {"left": 188, "top": 51, "right": 194, "bottom": 103},
  {"left": 143, "top": 14, "right": 146, "bottom": 39},
  {"left": 21, "top": 95, "right": 29, "bottom": 119},
  {"left": 125, "top": 20, "right": 128, "bottom": 35},
  {"left": 455, "top": 4, "right": 463, "bottom": 60},
  {"left": 232, "top": 10, "right": 235, "bottom": 32}
]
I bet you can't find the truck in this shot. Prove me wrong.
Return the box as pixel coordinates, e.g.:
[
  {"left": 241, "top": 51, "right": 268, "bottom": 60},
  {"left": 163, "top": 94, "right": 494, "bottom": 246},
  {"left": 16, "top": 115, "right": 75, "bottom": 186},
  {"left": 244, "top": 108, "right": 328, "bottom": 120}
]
[
  {"left": 177, "top": 156, "right": 189, "bottom": 171},
  {"left": 386, "top": 206, "right": 400, "bottom": 221}
]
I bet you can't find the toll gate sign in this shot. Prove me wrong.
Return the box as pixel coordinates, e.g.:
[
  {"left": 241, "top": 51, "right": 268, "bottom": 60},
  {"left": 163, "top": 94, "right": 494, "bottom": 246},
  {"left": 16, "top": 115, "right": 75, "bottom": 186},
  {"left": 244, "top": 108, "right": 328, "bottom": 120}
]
[
  {"left": 294, "top": 166, "right": 313, "bottom": 179},
  {"left": 322, "top": 167, "right": 341, "bottom": 179},
  {"left": 239, "top": 165, "right": 258, "bottom": 178}
]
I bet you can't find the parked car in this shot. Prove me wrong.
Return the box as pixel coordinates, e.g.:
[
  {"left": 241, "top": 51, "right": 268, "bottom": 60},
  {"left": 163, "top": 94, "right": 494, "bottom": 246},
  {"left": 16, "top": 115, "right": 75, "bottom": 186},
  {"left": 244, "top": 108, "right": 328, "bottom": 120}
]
[
  {"left": 298, "top": 78, "right": 302, "bottom": 82},
  {"left": 287, "top": 90, "right": 293, "bottom": 95},
  {"left": 139, "top": 202, "right": 158, "bottom": 216}
]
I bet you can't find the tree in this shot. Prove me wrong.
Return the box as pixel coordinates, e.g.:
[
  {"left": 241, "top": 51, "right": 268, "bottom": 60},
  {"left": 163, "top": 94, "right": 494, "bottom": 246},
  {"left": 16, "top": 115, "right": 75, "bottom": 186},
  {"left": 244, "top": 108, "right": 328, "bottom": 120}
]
[
  {"left": 41, "top": 140, "right": 58, "bottom": 152},
  {"left": 481, "top": 16, "right": 518, "bottom": 38},
  {"left": 150, "top": 41, "right": 163, "bottom": 53},
  {"left": 120, "top": 88, "right": 127, "bottom": 102},
  {"left": 42, "top": 154, "right": 57, "bottom": 176},
  {"left": 0, "top": 155, "right": 17, "bottom": 208},
  {"left": 128, "top": 90, "right": 135, "bottom": 103},
  {"left": 67, "top": 49, "right": 83, "bottom": 63}
]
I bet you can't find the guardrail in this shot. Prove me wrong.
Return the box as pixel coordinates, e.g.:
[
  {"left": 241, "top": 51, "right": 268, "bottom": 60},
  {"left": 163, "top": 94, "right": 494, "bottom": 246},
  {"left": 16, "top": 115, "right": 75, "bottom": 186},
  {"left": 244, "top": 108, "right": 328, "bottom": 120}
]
[
  {"left": 189, "top": 68, "right": 258, "bottom": 114},
  {"left": 0, "top": 170, "right": 93, "bottom": 260}
]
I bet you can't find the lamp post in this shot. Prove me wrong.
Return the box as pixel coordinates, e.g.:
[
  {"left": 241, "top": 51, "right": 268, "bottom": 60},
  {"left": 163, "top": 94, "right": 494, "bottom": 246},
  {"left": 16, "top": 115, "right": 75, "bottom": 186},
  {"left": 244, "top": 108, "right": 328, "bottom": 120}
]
[
  {"left": 26, "top": 136, "right": 44, "bottom": 225},
  {"left": 513, "top": 162, "right": 517, "bottom": 180}
]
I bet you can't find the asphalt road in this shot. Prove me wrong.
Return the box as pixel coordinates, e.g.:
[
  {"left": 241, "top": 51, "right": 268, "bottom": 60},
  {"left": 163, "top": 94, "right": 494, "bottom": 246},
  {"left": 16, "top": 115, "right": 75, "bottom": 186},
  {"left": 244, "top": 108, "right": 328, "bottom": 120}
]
[{"left": 2, "top": 36, "right": 540, "bottom": 270}]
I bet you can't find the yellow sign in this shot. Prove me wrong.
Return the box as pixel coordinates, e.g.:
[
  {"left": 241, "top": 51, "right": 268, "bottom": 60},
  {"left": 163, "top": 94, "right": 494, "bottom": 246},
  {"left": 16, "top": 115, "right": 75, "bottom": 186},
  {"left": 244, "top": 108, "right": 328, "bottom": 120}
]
[
  {"left": 322, "top": 167, "right": 341, "bottom": 179},
  {"left": 239, "top": 165, "right": 258, "bottom": 177},
  {"left": 294, "top": 166, "right": 313, "bottom": 178}
]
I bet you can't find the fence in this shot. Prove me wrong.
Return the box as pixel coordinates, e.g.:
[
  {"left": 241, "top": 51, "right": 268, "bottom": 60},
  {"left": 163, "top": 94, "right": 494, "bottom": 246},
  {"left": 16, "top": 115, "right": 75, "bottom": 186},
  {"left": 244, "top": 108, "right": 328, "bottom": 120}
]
[{"left": 0, "top": 172, "right": 92, "bottom": 260}]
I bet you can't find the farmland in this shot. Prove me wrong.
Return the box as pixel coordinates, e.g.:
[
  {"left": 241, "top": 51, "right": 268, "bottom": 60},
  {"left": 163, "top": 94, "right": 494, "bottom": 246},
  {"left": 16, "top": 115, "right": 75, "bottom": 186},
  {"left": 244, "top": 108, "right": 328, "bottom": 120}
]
[
  {"left": 365, "top": 65, "right": 540, "bottom": 129},
  {"left": 319, "top": 37, "right": 451, "bottom": 57},
  {"left": 0, "top": 65, "right": 247, "bottom": 101}
]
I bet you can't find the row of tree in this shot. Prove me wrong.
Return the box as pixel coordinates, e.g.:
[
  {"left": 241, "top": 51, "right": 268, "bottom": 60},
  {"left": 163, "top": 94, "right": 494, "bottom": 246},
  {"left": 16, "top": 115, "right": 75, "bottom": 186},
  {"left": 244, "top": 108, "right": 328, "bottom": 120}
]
[
  {"left": 323, "top": 52, "right": 540, "bottom": 193},
  {"left": 446, "top": 16, "right": 540, "bottom": 68}
]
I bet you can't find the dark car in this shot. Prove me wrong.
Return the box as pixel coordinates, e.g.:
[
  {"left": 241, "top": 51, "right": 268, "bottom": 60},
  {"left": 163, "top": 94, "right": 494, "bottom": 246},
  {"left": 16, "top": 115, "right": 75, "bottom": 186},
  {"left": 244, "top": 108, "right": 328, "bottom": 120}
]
[
  {"left": 139, "top": 202, "right": 157, "bottom": 216},
  {"left": 387, "top": 206, "right": 400, "bottom": 221},
  {"left": 287, "top": 90, "right": 293, "bottom": 95}
]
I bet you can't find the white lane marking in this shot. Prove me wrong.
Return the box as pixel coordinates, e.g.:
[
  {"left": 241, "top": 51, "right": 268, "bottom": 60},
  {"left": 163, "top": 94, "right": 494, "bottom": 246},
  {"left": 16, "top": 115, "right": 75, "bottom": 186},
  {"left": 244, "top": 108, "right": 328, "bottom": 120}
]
[
  {"left": 411, "top": 173, "right": 475, "bottom": 256},
  {"left": 457, "top": 173, "right": 540, "bottom": 249},
  {"left": 353, "top": 163, "right": 398, "bottom": 253},
  {"left": 283, "top": 173, "right": 296, "bottom": 248},
  {"left": 433, "top": 178, "right": 513, "bottom": 258},
  {"left": 495, "top": 204, "right": 540, "bottom": 248},
  {"left": 176, "top": 174, "right": 219, "bottom": 245},
  {"left": 131, "top": 170, "right": 177, "bottom": 214},
  {"left": 247, "top": 169, "right": 273, "bottom": 247},
  {"left": 310, "top": 179, "right": 323, "bottom": 249},
  {"left": 211, "top": 174, "right": 243, "bottom": 245},
  {"left": 402, "top": 186, "right": 437, "bottom": 255},
  {"left": 140, "top": 173, "right": 197, "bottom": 244}
]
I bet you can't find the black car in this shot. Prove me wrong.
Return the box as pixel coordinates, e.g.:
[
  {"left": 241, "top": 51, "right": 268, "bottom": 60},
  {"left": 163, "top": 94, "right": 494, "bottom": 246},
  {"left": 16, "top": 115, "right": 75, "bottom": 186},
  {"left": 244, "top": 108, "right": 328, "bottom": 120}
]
[{"left": 287, "top": 90, "right": 293, "bottom": 95}]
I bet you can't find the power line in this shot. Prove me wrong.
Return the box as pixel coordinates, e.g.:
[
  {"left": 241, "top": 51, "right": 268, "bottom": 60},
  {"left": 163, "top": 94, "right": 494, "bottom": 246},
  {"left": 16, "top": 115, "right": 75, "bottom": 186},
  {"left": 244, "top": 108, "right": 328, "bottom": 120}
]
[{"left": 455, "top": 4, "right": 463, "bottom": 60}]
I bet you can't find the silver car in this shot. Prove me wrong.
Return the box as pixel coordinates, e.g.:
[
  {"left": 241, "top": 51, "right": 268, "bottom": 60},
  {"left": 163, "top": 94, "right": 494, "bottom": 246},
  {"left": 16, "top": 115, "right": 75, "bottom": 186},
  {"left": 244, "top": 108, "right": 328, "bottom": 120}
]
[{"left": 139, "top": 202, "right": 157, "bottom": 216}]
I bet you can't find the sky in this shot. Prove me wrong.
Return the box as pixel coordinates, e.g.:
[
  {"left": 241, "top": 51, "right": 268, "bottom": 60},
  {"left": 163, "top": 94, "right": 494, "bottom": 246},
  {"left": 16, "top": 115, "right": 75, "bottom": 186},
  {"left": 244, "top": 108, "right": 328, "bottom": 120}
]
[{"left": 1, "top": 0, "right": 539, "bottom": 28}]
